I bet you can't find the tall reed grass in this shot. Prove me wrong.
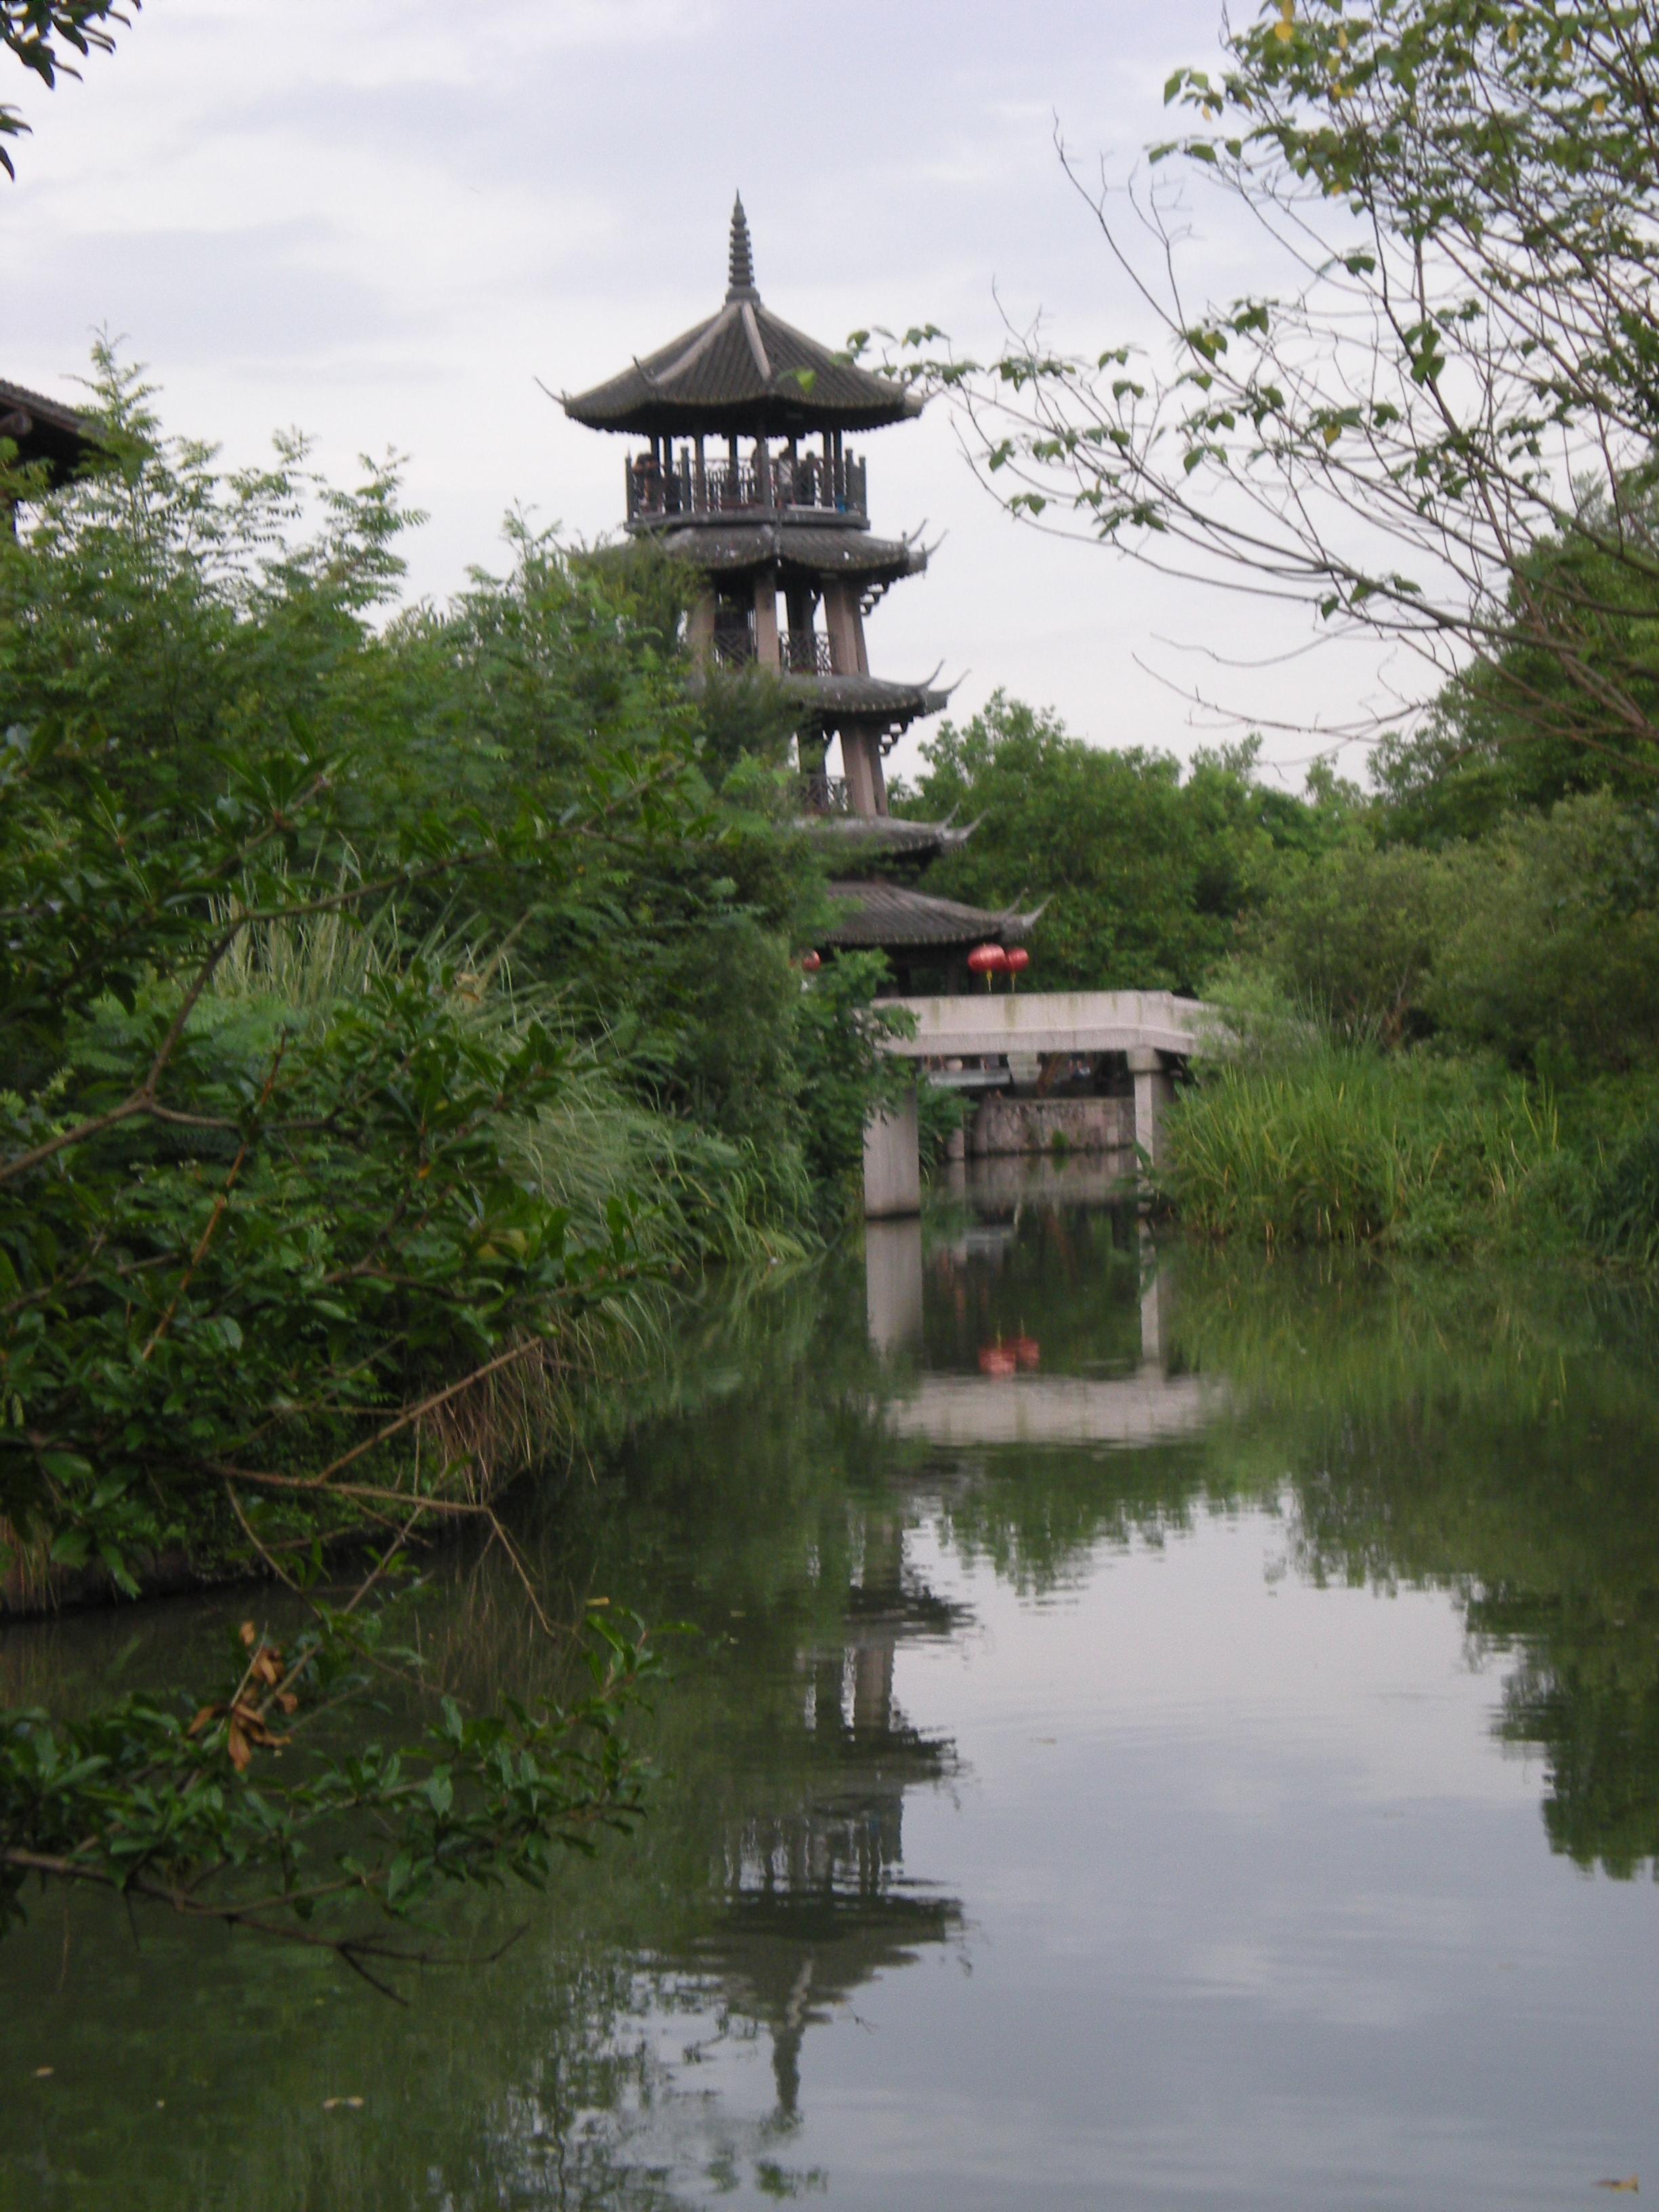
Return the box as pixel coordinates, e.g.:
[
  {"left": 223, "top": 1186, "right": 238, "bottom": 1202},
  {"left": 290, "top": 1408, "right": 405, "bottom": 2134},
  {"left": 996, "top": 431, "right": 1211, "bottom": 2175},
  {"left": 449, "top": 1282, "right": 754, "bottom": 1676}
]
[{"left": 1162, "top": 1041, "right": 1564, "bottom": 1252}]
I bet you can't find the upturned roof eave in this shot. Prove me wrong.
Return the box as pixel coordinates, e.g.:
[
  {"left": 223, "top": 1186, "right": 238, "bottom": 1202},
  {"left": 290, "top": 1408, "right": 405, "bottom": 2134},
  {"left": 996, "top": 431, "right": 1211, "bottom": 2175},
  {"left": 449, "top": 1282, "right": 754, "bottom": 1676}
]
[
  {"left": 562, "top": 298, "right": 923, "bottom": 436},
  {"left": 821, "top": 880, "right": 1040, "bottom": 950},
  {"left": 643, "top": 520, "right": 927, "bottom": 582}
]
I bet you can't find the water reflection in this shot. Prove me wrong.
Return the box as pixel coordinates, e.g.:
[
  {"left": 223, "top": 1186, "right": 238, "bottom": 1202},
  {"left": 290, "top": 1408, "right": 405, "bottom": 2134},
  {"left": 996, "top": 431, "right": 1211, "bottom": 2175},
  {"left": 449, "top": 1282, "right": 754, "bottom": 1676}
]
[
  {"left": 6, "top": 1181, "right": 1659, "bottom": 2207},
  {"left": 695, "top": 1513, "right": 965, "bottom": 2122}
]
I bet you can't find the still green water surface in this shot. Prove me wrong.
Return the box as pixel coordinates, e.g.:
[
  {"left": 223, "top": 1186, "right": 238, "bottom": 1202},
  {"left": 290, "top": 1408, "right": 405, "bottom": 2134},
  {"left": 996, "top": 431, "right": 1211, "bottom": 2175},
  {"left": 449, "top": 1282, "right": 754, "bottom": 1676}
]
[{"left": 5, "top": 1162, "right": 1659, "bottom": 2208}]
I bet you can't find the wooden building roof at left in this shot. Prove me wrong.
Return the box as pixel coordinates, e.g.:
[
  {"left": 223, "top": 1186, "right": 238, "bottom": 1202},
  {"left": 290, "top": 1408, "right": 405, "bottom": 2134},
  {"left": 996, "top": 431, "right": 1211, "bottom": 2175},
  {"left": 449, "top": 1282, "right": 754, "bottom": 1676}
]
[{"left": 0, "top": 377, "right": 98, "bottom": 489}]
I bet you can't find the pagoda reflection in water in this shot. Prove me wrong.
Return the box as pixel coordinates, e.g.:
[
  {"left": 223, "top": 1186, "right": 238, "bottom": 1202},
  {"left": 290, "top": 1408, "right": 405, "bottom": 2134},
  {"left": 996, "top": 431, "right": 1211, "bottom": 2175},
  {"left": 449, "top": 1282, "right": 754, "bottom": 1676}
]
[{"left": 691, "top": 1513, "right": 965, "bottom": 2120}]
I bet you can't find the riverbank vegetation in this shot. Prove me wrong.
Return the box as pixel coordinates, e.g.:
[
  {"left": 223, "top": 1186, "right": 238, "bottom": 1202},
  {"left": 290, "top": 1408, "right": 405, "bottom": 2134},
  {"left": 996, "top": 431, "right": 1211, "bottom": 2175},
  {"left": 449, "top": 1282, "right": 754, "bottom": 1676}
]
[{"left": 0, "top": 352, "right": 910, "bottom": 1956}]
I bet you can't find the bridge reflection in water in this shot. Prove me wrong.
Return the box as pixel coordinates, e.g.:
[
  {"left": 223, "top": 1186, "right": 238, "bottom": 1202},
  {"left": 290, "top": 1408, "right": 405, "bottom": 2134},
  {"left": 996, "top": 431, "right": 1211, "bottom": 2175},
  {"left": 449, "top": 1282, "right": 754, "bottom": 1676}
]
[{"left": 865, "top": 1170, "right": 1222, "bottom": 1450}]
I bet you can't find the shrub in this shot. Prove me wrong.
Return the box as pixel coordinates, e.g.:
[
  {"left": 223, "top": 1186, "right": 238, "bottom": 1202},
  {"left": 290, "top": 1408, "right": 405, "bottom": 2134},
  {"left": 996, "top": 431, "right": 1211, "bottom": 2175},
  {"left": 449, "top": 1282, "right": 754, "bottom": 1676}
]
[{"left": 1244, "top": 840, "right": 1448, "bottom": 1044}]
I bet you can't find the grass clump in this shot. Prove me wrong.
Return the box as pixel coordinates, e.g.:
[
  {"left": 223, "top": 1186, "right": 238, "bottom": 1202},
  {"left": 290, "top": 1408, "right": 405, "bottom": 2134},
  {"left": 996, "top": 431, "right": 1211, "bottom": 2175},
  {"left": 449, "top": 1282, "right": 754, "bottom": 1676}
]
[{"left": 1162, "top": 1037, "right": 1568, "bottom": 1252}]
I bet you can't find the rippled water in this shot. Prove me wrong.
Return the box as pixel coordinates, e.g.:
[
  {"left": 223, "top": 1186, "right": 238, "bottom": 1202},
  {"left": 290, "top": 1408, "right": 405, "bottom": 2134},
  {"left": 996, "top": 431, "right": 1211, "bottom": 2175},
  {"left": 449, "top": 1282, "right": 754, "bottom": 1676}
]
[{"left": 5, "top": 1165, "right": 1659, "bottom": 2209}]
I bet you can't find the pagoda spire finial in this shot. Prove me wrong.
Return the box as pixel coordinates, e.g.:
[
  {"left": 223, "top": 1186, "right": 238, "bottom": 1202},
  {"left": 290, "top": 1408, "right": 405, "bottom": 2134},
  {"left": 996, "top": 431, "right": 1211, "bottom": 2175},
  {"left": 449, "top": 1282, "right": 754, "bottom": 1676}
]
[{"left": 726, "top": 192, "right": 758, "bottom": 301}]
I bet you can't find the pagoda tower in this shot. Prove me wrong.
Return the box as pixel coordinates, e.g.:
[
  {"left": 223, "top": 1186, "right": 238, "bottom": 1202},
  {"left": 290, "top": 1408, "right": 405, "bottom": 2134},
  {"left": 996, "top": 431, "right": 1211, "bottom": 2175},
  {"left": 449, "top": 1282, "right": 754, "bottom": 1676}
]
[{"left": 562, "top": 197, "right": 1036, "bottom": 987}]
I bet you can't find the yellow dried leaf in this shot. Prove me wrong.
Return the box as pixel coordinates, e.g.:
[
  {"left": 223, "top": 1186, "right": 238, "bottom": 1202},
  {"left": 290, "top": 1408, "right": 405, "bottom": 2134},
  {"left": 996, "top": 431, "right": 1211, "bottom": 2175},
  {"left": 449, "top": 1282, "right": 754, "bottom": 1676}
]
[
  {"left": 1595, "top": 2184, "right": 1639, "bottom": 2196},
  {"left": 239, "top": 1622, "right": 256, "bottom": 1647}
]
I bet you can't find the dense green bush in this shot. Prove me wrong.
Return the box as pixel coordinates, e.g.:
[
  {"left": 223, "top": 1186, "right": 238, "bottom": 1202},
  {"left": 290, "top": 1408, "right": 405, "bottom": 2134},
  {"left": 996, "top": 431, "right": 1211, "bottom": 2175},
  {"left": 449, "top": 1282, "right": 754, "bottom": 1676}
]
[
  {"left": 1242, "top": 840, "right": 1448, "bottom": 1044},
  {"left": 0, "top": 350, "right": 920, "bottom": 1951},
  {"left": 1235, "top": 792, "right": 1659, "bottom": 1077}
]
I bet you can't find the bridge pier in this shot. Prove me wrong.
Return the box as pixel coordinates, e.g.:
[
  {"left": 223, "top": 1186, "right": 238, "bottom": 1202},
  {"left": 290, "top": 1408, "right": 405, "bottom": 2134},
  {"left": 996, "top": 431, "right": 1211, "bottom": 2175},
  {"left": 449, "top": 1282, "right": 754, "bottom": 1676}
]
[
  {"left": 862, "top": 1084, "right": 921, "bottom": 1218},
  {"left": 1126, "top": 1047, "right": 1176, "bottom": 1170},
  {"left": 865, "top": 1214, "right": 924, "bottom": 1351}
]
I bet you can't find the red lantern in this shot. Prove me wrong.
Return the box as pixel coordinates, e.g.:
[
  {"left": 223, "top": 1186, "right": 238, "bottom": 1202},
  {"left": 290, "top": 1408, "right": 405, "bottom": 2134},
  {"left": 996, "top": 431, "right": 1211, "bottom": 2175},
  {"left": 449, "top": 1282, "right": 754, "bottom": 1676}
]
[
  {"left": 800, "top": 950, "right": 821, "bottom": 972},
  {"left": 977, "top": 1340, "right": 1018, "bottom": 1378},
  {"left": 967, "top": 943, "right": 1007, "bottom": 975},
  {"left": 1004, "top": 947, "right": 1030, "bottom": 974}
]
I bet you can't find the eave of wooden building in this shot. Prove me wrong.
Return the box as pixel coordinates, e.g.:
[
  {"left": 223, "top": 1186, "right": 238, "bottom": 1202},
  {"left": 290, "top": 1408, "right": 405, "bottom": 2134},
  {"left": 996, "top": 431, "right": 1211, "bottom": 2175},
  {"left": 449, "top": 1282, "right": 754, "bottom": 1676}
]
[{"left": 0, "top": 376, "right": 97, "bottom": 491}]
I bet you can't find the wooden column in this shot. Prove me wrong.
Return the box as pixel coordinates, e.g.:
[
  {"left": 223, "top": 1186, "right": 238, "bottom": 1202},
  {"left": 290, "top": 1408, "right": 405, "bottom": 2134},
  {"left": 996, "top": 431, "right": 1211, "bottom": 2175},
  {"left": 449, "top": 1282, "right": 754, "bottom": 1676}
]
[
  {"left": 821, "top": 580, "right": 860, "bottom": 673},
  {"left": 687, "top": 589, "right": 716, "bottom": 663},
  {"left": 752, "top": 568, "right": 779, "bottom": 670},
  {"left": 841, "top": 729, "right": 886, "bottom": 817}
]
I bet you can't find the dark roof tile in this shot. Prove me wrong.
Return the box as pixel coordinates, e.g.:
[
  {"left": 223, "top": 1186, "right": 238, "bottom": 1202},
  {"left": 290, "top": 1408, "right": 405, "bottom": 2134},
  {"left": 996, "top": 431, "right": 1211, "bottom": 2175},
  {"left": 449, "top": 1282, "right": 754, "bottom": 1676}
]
[
  {"left": 823, "top": 881, "right": 1039, "bottom": 949},
  {"left": 563, "top": 200, "right": 920, "bottom": 436}
]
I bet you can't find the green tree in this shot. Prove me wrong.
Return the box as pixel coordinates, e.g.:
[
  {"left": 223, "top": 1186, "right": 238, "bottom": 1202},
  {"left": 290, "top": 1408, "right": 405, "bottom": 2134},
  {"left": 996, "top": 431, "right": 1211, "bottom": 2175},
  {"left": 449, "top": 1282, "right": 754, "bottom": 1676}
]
[
  {"left": 1244, "top": 837, "right": 1448, "bottom": 1042},
  {"left": 1427, "top": 792, "right": 1659, "bottom": 1073},
  {"left": 0, "top": 354, "right": 910, "bottom": 1961},
  {"left": 901, "top": 693, "right": 1326, "bottom": 991}
]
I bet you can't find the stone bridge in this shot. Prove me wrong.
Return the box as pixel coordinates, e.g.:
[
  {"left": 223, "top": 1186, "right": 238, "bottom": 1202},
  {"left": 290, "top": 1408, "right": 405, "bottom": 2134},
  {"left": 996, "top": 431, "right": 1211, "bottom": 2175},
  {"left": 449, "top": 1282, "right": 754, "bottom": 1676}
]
[{"left": 863, "top": 989, "right": 1212, "bottom": 1217}]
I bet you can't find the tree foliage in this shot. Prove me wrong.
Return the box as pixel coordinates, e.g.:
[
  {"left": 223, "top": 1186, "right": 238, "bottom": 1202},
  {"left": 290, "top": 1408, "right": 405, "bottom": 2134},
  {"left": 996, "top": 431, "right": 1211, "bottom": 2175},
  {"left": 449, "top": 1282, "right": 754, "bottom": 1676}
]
[
  {"left": 1, "top": 1, "right": 136, "bottom": 176},
  {"left": 0, "top": 352, "right": 900, "bottom": 1961},
  {"left": 887, "top": 0, "right": 1659, "bottom": 766}
]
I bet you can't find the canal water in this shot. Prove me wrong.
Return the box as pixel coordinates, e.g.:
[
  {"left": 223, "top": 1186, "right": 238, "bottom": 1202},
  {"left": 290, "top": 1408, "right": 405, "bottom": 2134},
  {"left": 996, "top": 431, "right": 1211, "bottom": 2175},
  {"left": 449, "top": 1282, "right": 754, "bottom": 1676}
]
[{"left": 5, "top": 1162, "right": 1659, "bottom": 2209}]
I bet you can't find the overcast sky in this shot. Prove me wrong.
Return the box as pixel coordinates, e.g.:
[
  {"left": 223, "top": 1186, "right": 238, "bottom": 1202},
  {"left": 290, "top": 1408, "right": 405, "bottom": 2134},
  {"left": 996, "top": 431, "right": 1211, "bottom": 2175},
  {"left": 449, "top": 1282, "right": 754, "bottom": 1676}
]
[{"left": 5, "top": 0, "right": 1392, "bottom": 788}]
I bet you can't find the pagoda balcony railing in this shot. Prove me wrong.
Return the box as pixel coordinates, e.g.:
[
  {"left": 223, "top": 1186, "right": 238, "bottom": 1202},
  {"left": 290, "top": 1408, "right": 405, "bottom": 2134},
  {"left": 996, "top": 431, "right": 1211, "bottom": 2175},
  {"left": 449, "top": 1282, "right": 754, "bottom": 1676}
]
[
  {"left": 797, "top": 772, "right": 849, "bottom": 815},
  {"left": 779, "top": 629, "right": 838, "bottom": 676},
  {"left": 710, "top": 627, "right": 844, "bottom": 676},
  {"left": 627, "top": 451, "right": 867, "bottom": 525}
]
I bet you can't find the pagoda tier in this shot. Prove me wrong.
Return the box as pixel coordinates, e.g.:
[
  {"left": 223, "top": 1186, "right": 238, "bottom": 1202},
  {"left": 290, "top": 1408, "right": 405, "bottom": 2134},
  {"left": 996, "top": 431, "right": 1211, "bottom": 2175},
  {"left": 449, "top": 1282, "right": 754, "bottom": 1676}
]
[
  {"left": 562, "top": 199, "right": 920, "bottom": 441},
  {"left": 821, "top": 882, "right": 1040, "bottom": 996}
]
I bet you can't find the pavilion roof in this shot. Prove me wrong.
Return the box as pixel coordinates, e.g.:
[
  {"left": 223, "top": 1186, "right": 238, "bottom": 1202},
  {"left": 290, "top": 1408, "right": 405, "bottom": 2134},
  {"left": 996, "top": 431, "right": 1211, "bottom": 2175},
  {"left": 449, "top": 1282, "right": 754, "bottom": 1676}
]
[
  {"left": 786, "top": 672, "right": 950, "bottom": 730},
  {"left": 822, "top": 881, "right": 1039, "bottom": 951},
  {"left": 800, "top": 815, "right": 972, "bottom": 860},
  {"left": 562, "top": 197, "right": 922, "bottom": 438}
]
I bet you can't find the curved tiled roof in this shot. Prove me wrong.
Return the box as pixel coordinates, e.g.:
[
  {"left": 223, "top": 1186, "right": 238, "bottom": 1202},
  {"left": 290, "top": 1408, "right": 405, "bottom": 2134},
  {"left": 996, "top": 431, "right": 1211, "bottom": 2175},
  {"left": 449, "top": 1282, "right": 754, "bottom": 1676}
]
[
  {"left": 823, "top": 881, "right": 1039, "bottom": 950},
  {"left": 786, "top": 672, "right": 949, "bottom": 730},
  {"left": 563, "top": 198, "right": 922, "bottom": 437},
  {"left": 800, "top": 815, "right": 973, "bottom": 859},
  {"left": 659, "top": 521, "right": 927, "bottom": 584}
]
